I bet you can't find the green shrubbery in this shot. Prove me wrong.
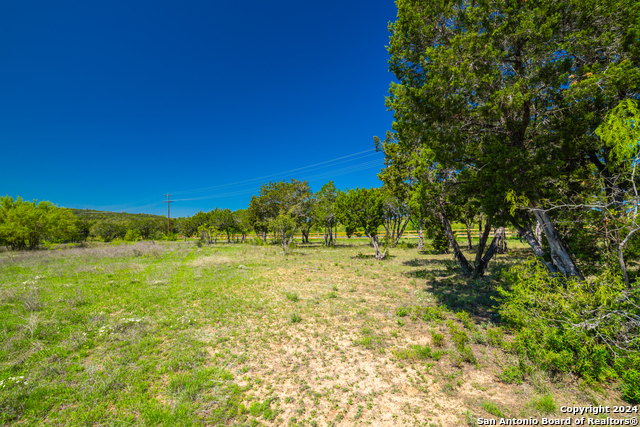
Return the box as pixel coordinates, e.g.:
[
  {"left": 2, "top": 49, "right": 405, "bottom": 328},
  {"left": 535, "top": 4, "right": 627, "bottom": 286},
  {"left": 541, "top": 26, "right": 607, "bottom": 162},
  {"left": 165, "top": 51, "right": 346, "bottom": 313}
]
[
  {"left": 124, "top": 229, "right": 142, "bottom": 242},
  {"left": 498, "top": 259, "right": 640, "bottom": 402},
  {"left": 431, "top": 229, "right": 449, "bottom": 254}
]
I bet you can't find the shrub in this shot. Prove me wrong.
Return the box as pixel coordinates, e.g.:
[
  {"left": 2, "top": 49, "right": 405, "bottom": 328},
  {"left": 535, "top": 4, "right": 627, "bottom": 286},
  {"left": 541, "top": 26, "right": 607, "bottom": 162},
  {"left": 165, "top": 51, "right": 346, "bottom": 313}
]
[
  {"left": 455, "top": 311, "right": 475, "bottom": 330},
  {"left": 124, "top": 229, "right": 142, "bottom": 242},
  {"left": 499, "top": 365, "right": 524, "bottom": 384},
  {"left": 486, "top": 327, "right": 504, "bottom": 347},
  {"left": 420, "top": 305, "right": 447, "bottom": 321},
  {"left": 498, "top": 259, "right": 640, "bottom": 400},
  {"left": 432, "top": 230, "right": 449, "bottom": 253},
  {"left": 395, "top": 306, "right": 409, "bottom": 317},
  {"left": 431, "top": 331, "right": 445, "bottom": 347},
  {"left": 412, "top": 344, "right": 432, "bottom": 359}
]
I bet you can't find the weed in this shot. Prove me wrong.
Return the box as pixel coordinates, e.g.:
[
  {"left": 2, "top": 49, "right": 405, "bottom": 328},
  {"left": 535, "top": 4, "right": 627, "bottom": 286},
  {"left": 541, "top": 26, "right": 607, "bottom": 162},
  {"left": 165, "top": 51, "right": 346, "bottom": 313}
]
[
  {"left": 481, "top": 401, "right": 505, "bottom": 418},
  {"left": 486, "top": 327, "right": 504, "bottom": 347},
  {"left": 412, "top": 344, "right": 432, "bottom": 359},
  {"left": 464, "top": 410, "right": 477, "bottom": 426},
  {"left": 431, "top": 331, "right": 445, "bottom": 347},
  {"left": 530, "top": 393, "right": 557, "bottom": 414},
  {"left": 395, "top": 306, "right": 409, "bottom": 317},
  {"left": 355, "top": 328, "right": 385, "bottom": 349},
  {"left": 470, "top": 330, "right": 487, "bottom": 344},
  {"left": 290, "top": 313, "right": 302, "bottom": 323},
  {"left": 499, "top": 365, "right": 524, "bottom": 384},
  {"left": 455, "top": 311, "right": 475, "bottom": 330},
  {"left": 22, "top": 287, "right": 43, "bottom": 312},
  {"left": 285, "top": 291, "right": 300, "bottom": 302}
]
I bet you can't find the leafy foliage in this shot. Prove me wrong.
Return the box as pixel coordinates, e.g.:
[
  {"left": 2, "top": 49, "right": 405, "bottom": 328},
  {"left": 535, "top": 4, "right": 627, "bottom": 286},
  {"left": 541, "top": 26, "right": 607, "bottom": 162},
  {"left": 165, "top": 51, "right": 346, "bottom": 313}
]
[
  {"left": 499, "top": 259, "right": 640, "bottom": 400},
  {"left": 0, "top": 196, "right": 78, "bottom": 250}
]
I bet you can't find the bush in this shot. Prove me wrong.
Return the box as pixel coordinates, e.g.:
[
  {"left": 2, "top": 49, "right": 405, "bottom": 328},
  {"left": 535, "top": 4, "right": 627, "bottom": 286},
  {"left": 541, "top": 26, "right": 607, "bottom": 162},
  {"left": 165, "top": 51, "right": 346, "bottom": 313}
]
[
  {"left": 395, "top": 306, "right": 409, "bottom": 317},
  {"left": 498, "top": 259, "right": 640, "bottom": 401},
  {"left": 432, "top": 230, "right": 449, "bottom": 253},
  {"left": 124, "top": 229, "right": 142, "bottom": 242},
  {"left": 431, "top": 331, "right": 445, "bottom": 347}
]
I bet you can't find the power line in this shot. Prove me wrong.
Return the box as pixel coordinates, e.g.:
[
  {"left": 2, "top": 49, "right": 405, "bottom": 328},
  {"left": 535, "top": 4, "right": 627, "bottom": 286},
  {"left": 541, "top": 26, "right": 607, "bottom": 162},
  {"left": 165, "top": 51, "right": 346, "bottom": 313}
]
[
  {"left": 171, "top": 149, "right": 378, "bottom": 196},
  {"left": 172, "top": 159, "right": 383, "bottom": 202},
  {"left": 84, "top": 148, "right": 383, "bottom": 212}
]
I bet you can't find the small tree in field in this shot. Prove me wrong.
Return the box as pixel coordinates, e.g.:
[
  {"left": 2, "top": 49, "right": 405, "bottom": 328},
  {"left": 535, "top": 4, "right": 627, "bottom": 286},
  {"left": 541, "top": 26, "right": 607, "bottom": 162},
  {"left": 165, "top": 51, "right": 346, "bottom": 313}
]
[{"left": 335, "top": 188, "right": 388, "bottom": 260}]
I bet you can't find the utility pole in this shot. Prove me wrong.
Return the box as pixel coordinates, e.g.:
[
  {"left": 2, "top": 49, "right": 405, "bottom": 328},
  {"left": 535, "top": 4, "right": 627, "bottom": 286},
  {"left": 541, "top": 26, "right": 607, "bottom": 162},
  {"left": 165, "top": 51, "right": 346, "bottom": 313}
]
[{"left": 163, "top": 194, "right": 173, "bottom": 237}]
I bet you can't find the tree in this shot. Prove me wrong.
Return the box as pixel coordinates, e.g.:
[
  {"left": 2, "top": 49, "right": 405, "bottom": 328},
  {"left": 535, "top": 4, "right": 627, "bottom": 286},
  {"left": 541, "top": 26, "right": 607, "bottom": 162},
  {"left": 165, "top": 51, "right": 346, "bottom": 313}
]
[
  {"left": 248, "top": 179, "right": 313, "bottom": 247},
  {"left": 385, "top": 0, "right": 640, "bottom": 278},
  {"left": 335, "top": 188, "right": 388, "bottom": 260},
  {"left": 178, "top": 216, "right": 197, "bottom": 241},
  {"left": 314, "top": 181, "right": 337, "bottom": 246},
  {"left": 0, "top": 196, "right": 78, "bottom": 250},
  {"left": 91, "top": 219, "right": 127, "bottom": 242},
  {"left": 233, "top": 209, "right": 252, "bottom": 243}
]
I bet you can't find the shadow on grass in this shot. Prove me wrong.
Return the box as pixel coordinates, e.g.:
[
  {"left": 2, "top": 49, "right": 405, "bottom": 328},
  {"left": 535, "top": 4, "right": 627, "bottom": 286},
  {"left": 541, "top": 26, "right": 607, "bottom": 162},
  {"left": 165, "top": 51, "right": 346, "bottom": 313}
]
[
  {"left": 349, "top": 253, "right": 396, "bottom": 261},
  {"left": 402, "top": 254, "right": 525, "bottom": 323}
]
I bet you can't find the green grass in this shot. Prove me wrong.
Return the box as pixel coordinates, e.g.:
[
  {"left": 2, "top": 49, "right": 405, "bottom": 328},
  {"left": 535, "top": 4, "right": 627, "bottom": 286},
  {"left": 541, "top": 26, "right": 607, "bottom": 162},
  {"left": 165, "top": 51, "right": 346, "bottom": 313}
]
[
  {"left": 0, "top": 238, "right": 616, "bottom": 426},
  {"left": 482, "top": 401, "right": 505, "bottom": 418},
  {"left": 530, "top": 393, "right": 557, "bottom": 414}
]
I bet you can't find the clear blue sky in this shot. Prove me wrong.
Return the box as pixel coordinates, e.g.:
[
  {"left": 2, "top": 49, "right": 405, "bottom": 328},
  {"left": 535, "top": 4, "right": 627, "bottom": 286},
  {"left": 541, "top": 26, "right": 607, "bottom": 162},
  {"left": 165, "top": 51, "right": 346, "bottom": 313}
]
[{"left": 1, "top": 1, "right": 397, "bottom": 217}]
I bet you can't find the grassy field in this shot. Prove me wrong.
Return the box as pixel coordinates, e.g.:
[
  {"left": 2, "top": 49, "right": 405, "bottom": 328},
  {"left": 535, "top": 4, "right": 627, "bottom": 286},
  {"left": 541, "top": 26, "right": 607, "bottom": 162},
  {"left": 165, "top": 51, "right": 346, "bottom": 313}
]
[{"left": 0, "top": 240, "right": 632, "bottom": 426}]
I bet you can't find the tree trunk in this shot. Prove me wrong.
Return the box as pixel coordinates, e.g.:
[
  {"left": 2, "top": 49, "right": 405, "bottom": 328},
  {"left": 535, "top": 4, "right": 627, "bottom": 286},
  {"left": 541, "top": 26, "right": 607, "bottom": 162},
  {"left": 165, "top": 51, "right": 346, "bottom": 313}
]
[
  {"left": 439, "top": 205, "right": 472, "bottom": 275},
  {"left": 465, "top": 218, "right": 473, "bottom": 250},
  {"left": 366, "top": 231, "right": 388, "bottom": 260},
  {"left": 473, "top": 227, "right": 505, "bottom": 277},
  {"left": 417, "top": 219, "right": 424, "bottom": 250},
  {"left": 514, "top": 221, "right": 558, "bottom": 274},
  {"left": 393, "top": 216, "right": 411, "bottom": 247},
  {"left": 262, "top": 230, "right": 267, "bottom": 244},
  {"left": 535, "top": 220, "right": 543, "bottom": 245},
  {"left": 286, "top": 225, "right": 297, "bottom": 247},
  {"left": 474, "top": 219, "right": 492, "bottom": 267},
  {"left": 532, "top": 208, "right": 584, "bottom": 280},
  {"left": 226, "top": 230, "right": 230, "bottom": 244}
]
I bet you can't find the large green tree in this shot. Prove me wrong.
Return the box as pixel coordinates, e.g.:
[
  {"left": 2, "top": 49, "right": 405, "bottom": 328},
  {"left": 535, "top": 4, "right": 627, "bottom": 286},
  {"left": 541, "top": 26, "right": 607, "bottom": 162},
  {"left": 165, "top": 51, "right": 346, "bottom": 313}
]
[
  {"left": 335, "top": 188, "right": 388, "bottom": 260},
  {"left": 0, "top": 196, "right": 78, "bottom": 250},
  {"left": 247, "top": 179, "right": 313, "bottom": 247},
  {"left": 384, "top": 0, "right": 640, "bottom": 278}
]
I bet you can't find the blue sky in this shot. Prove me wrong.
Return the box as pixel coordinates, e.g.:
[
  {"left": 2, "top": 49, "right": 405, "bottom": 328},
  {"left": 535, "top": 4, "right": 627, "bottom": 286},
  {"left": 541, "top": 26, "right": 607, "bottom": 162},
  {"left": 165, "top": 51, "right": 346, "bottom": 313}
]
[{"left": 1, "top": 1, "right": 397, "bottom": 217}]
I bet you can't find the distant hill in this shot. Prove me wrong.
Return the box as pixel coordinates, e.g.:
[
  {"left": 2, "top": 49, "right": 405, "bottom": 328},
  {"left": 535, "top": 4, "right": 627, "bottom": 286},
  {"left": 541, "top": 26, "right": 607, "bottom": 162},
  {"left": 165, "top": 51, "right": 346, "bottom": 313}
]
[{"left": 67, "top": 208, "right": 165, "bottom": 222}]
